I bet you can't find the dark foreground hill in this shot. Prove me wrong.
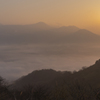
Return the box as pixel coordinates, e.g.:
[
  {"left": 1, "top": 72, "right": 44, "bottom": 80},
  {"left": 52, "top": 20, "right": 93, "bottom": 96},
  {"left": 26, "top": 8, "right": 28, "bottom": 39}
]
[
  {"left": 12, "top": 69, "right": 63, "bottom": 89},
  {"left": 12, "top": 59, "right": 100, "bottom": 90},
  {"left": 1, "top": 59, "right": 100, "bottom": 100}
]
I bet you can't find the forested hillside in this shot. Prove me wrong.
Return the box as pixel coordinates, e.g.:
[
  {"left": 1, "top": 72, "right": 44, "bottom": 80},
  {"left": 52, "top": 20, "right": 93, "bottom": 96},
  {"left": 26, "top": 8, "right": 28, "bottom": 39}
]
[{"left": 1, "top": 59, "right": 100, "bottom": 99}]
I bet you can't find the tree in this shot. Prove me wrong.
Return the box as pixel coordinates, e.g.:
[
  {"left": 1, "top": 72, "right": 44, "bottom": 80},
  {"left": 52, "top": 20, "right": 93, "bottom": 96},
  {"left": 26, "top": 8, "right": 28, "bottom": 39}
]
[{"left": 0, "top": 76, "right": 13, "bottom": 100}]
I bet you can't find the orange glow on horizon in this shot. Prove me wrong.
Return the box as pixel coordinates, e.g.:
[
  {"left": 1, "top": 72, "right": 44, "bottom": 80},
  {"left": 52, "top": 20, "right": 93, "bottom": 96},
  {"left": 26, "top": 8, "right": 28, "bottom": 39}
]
[{"left": 0, "top": 0, "right": 100, "bottom": 34}]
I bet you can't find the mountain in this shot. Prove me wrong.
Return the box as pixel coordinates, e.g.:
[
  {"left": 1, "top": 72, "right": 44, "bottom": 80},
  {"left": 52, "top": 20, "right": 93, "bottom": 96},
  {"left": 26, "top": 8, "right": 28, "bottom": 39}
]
[
  {"left": 30, "top": 22, "right": 53, "bottom": 30},
  {"left": 0, "top": 22, "right": 100, "bottom": 45},
  {"left": 11, "top": 59, "right": 100, "bottom": 90},
  {"left": 12, "top": 69, "right": 63, "bottom": 89},
  {"left": 24, "top": 22, "right": 53, "bottom": 30},
  {"left": 74, "top": 59, "right": 100, "bottom": 88},
  {"left": 0, "top": 22, "right": 52, "bottom": 34},
  {"left": 63, "top": 29, "right": 100, "bottom": 43},
  {"left": 57, "top": 26, "right": 80, "bottom": 33},
  {"left": 52, "top": 26, "right": 80, "bottom": 35}
]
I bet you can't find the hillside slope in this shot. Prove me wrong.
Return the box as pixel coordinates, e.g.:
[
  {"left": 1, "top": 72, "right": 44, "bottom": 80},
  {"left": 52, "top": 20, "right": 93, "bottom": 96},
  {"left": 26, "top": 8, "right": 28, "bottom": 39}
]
[{"left": 12, "top": 59, "right": 100, "bottom": 90}]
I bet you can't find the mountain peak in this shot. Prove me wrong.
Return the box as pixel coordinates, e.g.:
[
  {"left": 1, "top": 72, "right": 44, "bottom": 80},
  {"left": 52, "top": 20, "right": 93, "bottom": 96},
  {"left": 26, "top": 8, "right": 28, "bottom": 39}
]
[
  {"left": 57, "top": 25, "right": 80, "bottom": 34},
  {"left": 34, "top": 22, "right": 48, "bottom": 26},
  {"left": 36, "top": 22, "right": 47, "bottom": 25},
  {"left": 24, "top": 22, "right": 53, "bottom": 30},
  {"left": 74, "top": 29, "right": 97, "bottom": 36}
]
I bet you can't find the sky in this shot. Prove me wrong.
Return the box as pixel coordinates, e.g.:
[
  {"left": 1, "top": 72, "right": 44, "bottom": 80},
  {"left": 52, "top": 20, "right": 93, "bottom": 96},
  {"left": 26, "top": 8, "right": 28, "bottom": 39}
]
[{"left": 0, "top": 0, "right": 100, "bottom": 34}]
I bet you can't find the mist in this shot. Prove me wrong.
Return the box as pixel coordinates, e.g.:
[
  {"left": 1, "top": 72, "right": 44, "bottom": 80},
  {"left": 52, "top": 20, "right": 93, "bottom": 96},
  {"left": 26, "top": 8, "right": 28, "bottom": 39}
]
[{"left": 0, "top": 22, "right": 100, "bottom": 80}]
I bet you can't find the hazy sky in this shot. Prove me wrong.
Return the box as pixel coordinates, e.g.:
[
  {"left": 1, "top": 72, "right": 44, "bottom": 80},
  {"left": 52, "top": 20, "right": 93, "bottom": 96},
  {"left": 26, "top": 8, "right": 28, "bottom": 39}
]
[{"left": 0, "top": 0, "right": 100, "bottom": 34}]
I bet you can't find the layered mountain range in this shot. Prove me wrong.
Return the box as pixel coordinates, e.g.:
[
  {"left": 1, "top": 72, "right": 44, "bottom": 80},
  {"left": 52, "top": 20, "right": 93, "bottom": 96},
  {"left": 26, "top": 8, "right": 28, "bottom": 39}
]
[{"left": 0, "top": 22, "right": 100, "bottom": 45}]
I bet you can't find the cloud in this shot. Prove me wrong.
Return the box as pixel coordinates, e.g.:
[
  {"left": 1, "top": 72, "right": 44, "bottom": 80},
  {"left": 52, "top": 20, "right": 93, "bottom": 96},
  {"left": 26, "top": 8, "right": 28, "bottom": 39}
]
[{"left": 0, "top": 44, "right": 99, "bottom": 81}]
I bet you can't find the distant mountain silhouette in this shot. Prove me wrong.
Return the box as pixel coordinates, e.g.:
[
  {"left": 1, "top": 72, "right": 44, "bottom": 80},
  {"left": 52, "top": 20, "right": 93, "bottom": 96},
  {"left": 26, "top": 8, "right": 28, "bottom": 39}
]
[
  {"left": 25, "top": 22, "right": 53, "bottom": 30},
  {"left": 0, "top": 22, "right": 100, "bottom": 44},
  {"left": 66, "top": 29, "right": 100, "bottom": 43},
  {"left": 0, "top": 22, "right": 52, "bottom": 33},
  {"left": 12, "top": 59, "right": 100, "bottom": 90},
  {"left": 52, "top": 26, "right": 80, "bottom": 34}
]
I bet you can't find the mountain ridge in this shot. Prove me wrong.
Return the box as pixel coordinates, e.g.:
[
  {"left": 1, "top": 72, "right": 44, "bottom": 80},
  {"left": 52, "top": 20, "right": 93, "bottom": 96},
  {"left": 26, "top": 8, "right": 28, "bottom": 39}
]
[
  {"left": 0, "top": 22, "right": 100, "bottom": 44},
  {"left": 12, "top": 59, "right": 100, "bottom": 90}
]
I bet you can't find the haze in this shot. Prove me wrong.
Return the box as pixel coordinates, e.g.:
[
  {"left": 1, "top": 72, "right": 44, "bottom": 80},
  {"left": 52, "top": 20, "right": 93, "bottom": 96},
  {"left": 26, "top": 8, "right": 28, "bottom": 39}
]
[
  {"left": 0, "top": 0, "right": 100, "bottom": 81},
  {"left": 0, "top": 22, "right": 100, "bottom": 81},
  {"left": 0, "top": 0, "right": 100, "bottom": 34}
]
